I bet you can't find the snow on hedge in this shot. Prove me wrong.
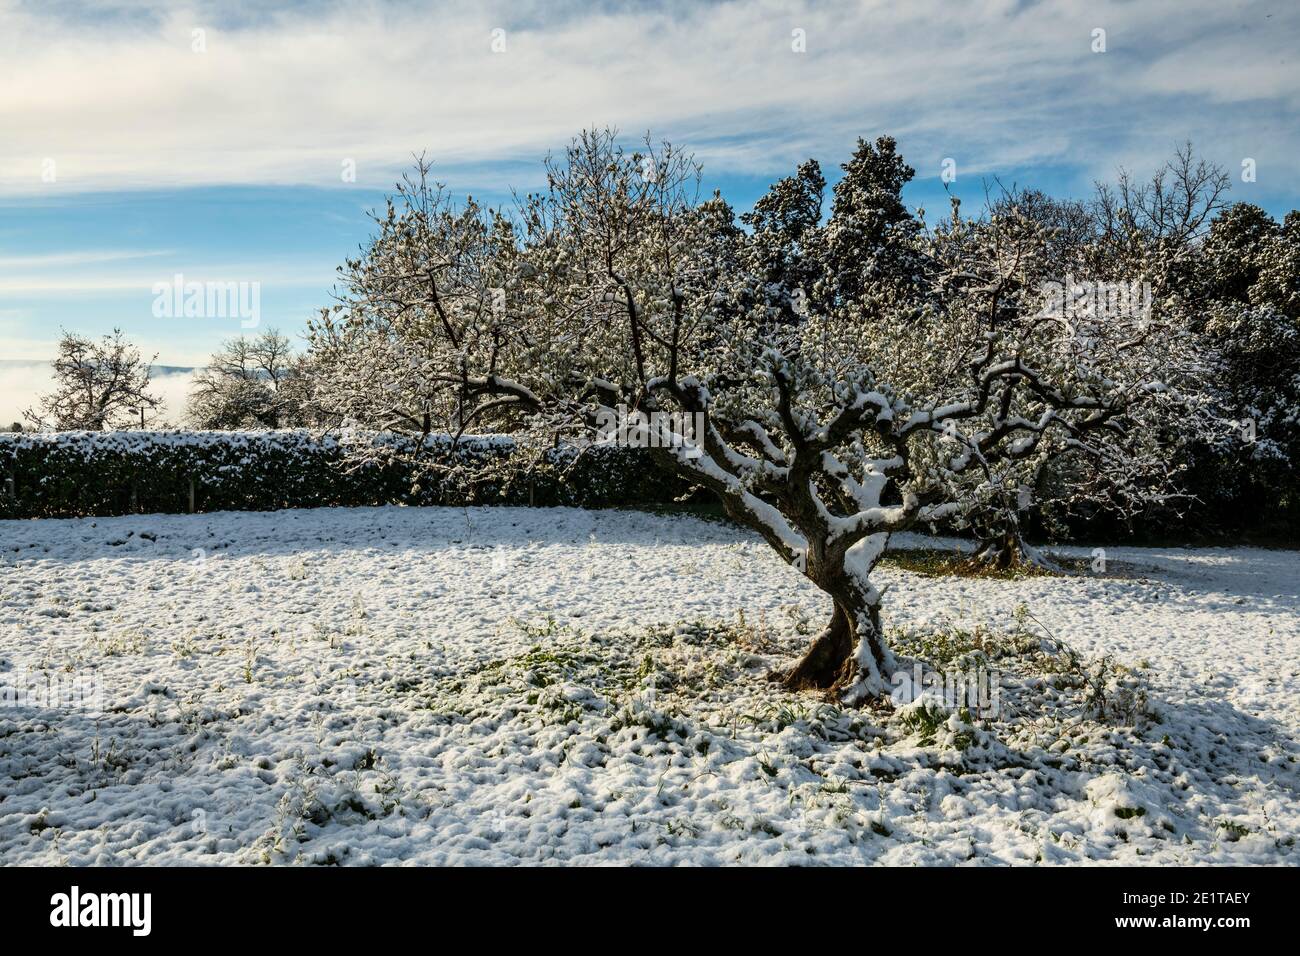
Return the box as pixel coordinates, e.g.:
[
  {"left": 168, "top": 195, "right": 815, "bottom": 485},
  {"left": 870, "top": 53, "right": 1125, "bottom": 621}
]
[
  {"left": 0, "top": 429, "right": 518, "bottom": 452},
  {"left": 0, "top": 430, "right": 683, "bottom": 518}
]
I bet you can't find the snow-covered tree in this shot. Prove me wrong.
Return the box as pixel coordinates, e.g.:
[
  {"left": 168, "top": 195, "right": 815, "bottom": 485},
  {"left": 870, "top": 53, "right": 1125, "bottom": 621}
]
[
  {"left": 25, "top": 329, "right": 163, "bottom": 431},
  {"left": 1091, "top": 141, "right": 1231, "bottom": 284},
  {"left": 1183, "top": 203, "right": 1300, "bottom": 529},
  {"left": 307, "top": 156, "right": 521, "bottom": 444},
  {"left": 922, "top": 196, "right": 1221, "bottom": 566},
  {"left": 310, "top": 131, "right": 1219, "bottom": 703},
  {"left": 731, "top": 146, "right": 1221, "bottom": 569},
  {"left": 188, "top": 330, "right": 312, "bottom": 429}
]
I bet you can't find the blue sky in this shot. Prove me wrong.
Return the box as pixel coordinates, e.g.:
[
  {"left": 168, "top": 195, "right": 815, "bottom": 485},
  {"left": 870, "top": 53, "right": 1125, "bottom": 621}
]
[{"left": 2, "top": 0, "right": 1298, "bottom": 383}]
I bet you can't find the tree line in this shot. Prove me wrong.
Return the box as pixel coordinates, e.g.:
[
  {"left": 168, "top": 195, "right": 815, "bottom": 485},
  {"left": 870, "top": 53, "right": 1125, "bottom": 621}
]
[{"left": 21, "top": 136, "right": 1298, "bottom": 563}]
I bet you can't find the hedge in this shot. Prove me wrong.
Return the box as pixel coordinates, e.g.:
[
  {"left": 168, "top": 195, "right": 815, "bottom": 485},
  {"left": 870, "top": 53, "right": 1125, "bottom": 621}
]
[{"left": 0, "top": 431, "right": 692, "bottom": 520}]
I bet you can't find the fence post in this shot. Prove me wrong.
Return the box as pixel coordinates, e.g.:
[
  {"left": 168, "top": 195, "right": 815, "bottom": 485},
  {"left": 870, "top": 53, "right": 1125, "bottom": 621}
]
[
  {"left": 188, "top": 477, "right": 196, "bottom": 514},
  {"left": 4, "top": 477, "right": 14, "bottom": 503}
]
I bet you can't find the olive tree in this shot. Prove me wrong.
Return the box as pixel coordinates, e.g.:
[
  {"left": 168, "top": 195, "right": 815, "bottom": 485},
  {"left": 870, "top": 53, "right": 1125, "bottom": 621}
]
[{"left": 310, "top": 131, "right": 1215, "bottom": 702}]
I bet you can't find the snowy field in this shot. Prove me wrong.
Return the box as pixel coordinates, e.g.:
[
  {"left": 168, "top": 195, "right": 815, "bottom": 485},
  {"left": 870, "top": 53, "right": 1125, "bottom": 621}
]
[{"left": 1, "top": 505, "right": 1297, "bottom": 865}]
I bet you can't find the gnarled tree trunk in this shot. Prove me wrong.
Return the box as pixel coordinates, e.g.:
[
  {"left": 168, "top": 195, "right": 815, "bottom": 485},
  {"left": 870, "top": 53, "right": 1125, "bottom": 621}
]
[
  {"left": 969, "top": 527, "right": 1025, "bottom": 570},
  {"left": 968, "top": 525, "right": 1059, "bottom": 572},
  {"left": 783, "top": 602, "right": 855, "bottom": 691},
  {"left": 782, "top": 562, "right": 894, "bottom": 702}
]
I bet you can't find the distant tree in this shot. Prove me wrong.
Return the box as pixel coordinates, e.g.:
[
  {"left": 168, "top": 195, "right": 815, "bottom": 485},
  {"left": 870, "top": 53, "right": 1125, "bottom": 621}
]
[
  {"left": 824, "top": 135, "right": 925, "bottom": 302},
  {"left": 739, "top": 158, "right": 828, "bottom": 325},
  {"left": 1093, "top": 141, "right": 1230, "bottom": 250},
  {"left": 991, "top": 188, "right": 1094, "bottom": 275},
  {"left": 1091, "top": 141, "right": 1231, "bottom": 304},
  {"left": 24, "top": 329, "right": 162, "bottom": 431},
  {"left": 187, "top": 330, "right": 311, "bottom": 429}
]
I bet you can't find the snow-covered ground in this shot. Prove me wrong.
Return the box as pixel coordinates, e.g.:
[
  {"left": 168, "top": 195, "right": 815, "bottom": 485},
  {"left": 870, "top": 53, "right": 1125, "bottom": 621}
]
[{"left": 1, "top": 505, "right": 1296, "bottom": 865}]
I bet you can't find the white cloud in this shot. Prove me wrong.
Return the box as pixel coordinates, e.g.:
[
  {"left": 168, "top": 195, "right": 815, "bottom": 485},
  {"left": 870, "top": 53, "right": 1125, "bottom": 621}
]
[
  {"left": 0, "top": 363, "right": 196, "bottom": 428},
  {"left": 0, "top": 364, "right": 53, "bottom": 428},
  {"left": 150, "top": 369, "right": 199, "bottom": 426},
  {"left": 0, "top": 0, "right": 1295, "bottom": 196}
]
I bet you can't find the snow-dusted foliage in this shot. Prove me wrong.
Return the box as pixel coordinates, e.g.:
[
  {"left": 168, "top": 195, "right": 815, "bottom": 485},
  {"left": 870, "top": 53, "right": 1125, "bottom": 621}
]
[
  {"left": 1188, "top": 203, "right": 1300, "bottom": 522},
  {"left": 0, "top": 430, "right": 680, "bottom": 518},
  {"left": 891, "top": 192, "right": 1223, "bottom": 567},
  {"left": 308, "top": 131, "right": 1221, "bottom": 703},
  {"left": 187, "top": 331, "right": 317, "bottom": 430}
]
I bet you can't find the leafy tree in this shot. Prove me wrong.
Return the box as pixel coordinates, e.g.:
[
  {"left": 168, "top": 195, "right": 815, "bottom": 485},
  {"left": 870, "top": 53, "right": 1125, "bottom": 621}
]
[{"left": 307, "top": 157, "right": 520, "bottom": 441}]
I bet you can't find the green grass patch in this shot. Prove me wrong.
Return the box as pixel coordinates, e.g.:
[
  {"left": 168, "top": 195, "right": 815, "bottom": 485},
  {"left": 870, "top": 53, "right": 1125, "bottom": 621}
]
[{"left": 879, "top": 547, "right": 1083, "bottom": 579}]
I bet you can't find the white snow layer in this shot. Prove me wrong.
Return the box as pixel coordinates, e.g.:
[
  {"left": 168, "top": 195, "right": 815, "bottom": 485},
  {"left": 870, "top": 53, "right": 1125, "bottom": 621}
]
[{"left": 0, "top": 505, "right": 1296, "bottom": 865}]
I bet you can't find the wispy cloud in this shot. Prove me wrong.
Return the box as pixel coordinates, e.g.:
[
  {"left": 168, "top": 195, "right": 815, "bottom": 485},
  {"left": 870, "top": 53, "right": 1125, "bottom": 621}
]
[
  {"left": 0, "top": 249, "right": 172, "bottom": 269},
  {"left": 0, "top": 259, "right": 337, "bottom": 295},
  {"left": 1, "top": 0, "right": 1296, "bottom": 196}
]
